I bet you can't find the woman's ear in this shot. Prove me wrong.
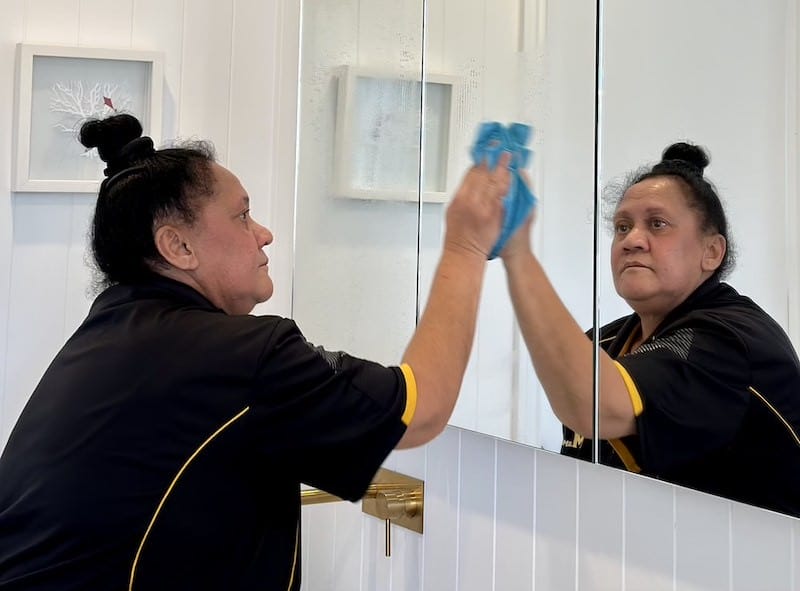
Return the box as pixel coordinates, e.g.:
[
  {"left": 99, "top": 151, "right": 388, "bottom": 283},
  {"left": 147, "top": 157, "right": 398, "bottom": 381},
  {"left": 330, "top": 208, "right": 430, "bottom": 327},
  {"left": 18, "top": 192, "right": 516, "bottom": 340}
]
[
  {"left": 154, "top": 224, "right": 199, "bottom": 271},
  {"left": 702, "top": 233, "right": 726, "bottom": 273}
]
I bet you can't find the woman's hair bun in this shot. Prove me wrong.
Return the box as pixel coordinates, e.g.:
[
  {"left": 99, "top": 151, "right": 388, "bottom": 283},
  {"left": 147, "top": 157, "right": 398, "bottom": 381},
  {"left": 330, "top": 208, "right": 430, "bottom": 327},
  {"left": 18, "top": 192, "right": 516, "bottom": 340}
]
[
  {"left": 79, "top": 114, "right": 143, "bottom": 164},
  {"left": 661, "top": 142, "right": 710, "bottom": 172}
]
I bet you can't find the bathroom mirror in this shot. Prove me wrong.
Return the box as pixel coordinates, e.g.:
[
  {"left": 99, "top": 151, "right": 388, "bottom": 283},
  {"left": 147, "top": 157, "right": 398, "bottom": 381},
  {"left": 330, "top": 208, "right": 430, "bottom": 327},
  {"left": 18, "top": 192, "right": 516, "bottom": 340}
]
[
  {"left": 597, "top": 0, "right": 792, "bottom": 330},
  {"left": 594, "top": 0, "right": 796, "bottom": 513},
  {"left": 293, "top": 0, "right": 597, "bottom": 456},
  {"left": 293, "top": 0, "right": 798, "bottom": 512},
  {"left": 416, "top": 0, "right": 597, "bottom": 451},
  {"left": 292, "top": 1, "right": 424, "bottom": 376}
]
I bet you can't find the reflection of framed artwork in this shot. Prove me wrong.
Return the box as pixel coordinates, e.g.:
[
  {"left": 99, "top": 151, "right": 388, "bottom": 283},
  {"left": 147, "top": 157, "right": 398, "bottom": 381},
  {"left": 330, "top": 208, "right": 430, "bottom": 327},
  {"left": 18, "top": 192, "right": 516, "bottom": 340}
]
[
  {"left": 333, "top": 65, "right": 459, "bottom": 203},
  {"left": 12, "top": 44, "right": 163, "bottom": 193}
]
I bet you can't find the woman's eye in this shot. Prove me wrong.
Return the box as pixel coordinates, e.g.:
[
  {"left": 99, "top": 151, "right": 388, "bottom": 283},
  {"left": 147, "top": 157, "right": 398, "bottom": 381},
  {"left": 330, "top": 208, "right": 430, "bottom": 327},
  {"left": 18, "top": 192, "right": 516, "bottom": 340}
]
[
  {"left": 614, "top": 222, "right": 630, "bottom": 234},
  {"left": 240, "top": 211, "right": 249, "bottom": 221},
  {"left": 651, "top": 219, "right": 667, "bottom": 229}
]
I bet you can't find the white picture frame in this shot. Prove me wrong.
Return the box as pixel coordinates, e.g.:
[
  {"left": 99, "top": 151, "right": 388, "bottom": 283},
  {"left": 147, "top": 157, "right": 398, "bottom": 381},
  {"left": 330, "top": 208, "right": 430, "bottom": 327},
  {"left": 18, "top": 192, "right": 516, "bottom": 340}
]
[
  {"left": 12, "top": 44, "right": 164, "bottom": 193},
  {"left": 333, "top": 65, "right": 459, "bottom": 203}
]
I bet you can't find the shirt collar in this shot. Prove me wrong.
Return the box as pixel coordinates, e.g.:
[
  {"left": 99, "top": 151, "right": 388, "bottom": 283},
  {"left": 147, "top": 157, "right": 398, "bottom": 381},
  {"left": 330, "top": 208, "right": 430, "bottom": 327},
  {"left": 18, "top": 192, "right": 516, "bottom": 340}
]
[{"left": 93, "top": 273, "right": 222, "bottom": 313}]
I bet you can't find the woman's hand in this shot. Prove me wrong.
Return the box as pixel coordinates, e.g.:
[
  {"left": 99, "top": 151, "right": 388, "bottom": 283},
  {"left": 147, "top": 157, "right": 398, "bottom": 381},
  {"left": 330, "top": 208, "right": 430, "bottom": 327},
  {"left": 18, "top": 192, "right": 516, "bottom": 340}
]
[
  {"left": 443, "top": 152, "right": 512, "bottom": 259},
  {"left": 397, "top": 152, "right": 510, "bottom": 448}
]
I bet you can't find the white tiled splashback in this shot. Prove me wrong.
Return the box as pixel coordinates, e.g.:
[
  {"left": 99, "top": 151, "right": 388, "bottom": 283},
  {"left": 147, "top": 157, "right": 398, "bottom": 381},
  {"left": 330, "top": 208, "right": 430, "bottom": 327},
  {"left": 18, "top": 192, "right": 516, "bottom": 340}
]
[{"left": 301, "top": 426, "right": 800, "bottom": 591}]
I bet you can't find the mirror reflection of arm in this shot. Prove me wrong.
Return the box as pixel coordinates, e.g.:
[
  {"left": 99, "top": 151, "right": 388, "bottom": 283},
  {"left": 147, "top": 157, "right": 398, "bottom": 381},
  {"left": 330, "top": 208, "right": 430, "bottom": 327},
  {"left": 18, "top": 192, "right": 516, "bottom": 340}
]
[
  {"left": 397, "top": 155, "right": 510, "bottom": 449},
  {"left": 501, "top": 216, "right": 637, "bottom": 440}
]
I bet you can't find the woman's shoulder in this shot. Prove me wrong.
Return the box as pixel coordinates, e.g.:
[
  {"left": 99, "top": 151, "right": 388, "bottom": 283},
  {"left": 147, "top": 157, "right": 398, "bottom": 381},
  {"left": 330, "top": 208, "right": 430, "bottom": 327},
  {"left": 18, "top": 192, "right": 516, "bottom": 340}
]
[
  {"left": 679, "top": 283, "right": 798, "bottom": 359},
  {"left": 699, "top": 282, "right": 779, "bottom": 325}
]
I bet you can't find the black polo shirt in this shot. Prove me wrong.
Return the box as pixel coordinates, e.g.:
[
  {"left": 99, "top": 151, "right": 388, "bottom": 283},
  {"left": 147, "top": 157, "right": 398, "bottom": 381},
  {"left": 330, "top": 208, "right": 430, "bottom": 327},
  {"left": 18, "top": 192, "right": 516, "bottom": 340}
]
[
  {"left": 0, "top": 275, "right": 414, "bottom": 590},
  {"left": 562, "top": 279, "right": 800, "bottom": 517}
]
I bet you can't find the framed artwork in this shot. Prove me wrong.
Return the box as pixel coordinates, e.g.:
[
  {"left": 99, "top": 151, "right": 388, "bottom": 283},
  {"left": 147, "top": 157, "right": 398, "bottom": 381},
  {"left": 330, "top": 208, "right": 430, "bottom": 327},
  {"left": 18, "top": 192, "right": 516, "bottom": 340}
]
[
  {"left": 333, "top": 65, "right": 459, "bottom": 203},
  {"left": 12, "top": 44, "right": 164, "bottom": 193}
]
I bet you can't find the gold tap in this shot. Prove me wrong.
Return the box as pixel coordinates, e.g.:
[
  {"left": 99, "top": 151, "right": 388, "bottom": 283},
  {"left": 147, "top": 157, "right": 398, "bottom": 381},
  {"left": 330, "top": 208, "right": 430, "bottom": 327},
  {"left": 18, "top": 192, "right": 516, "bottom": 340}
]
[{"left": 300, "top": 467, "right": 424, "bottom": 556}]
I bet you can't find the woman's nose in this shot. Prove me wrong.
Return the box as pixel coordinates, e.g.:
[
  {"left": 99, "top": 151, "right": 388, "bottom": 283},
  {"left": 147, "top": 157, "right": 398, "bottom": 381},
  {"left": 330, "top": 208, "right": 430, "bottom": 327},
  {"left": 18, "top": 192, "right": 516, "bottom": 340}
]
[
  {"left": 621, "top": 226, "right": 647, "bottom": 250},
  {"left": 255, "top": 222, "right": 273, "bottom": 247}
]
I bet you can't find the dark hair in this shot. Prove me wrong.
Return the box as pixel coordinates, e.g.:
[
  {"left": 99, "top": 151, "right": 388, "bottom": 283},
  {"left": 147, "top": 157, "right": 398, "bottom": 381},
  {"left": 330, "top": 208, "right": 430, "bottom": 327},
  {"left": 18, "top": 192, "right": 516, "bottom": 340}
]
[
  {"left": 604, "top": 141, "right": 736, "bottom": 279},
  {"left": 80, "top": 114, "right": 217, "bottom": 289}
]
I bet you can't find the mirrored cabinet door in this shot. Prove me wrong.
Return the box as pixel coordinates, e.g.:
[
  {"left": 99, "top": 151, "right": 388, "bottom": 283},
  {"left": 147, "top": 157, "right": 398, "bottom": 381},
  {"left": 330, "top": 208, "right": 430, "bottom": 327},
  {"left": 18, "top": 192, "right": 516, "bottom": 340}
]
[
  {"left": 293, "top": 0, "right": 800, "bottom": 518},
  {"left": 293, "top": 0, "right": 425, "bottom": 365},
  {"left": 294, "top": 0, "right": 599, "bottom": 455},
  {"left": 420, "top": 0, "right": 598, "bottom": 452},
  {"left": 596, "top": 0, "right": 798, "bottom": 516}
]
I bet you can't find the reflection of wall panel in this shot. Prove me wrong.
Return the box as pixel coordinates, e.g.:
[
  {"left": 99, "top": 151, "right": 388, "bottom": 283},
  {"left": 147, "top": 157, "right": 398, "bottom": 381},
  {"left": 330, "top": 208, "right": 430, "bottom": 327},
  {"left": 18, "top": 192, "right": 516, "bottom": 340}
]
[
  {"left": 295, "top": 0, "right": 592, "bottom": 448},
  {"left": 424, "top": 0, "right": 595, "bottom": 448},
  {"left": 426, "top": 0, "right": 521, "bottom": 443},
  {"left": 599, "top": 0, "right": 792, "bottom": 335},
  {"left": 292, "top": 0, "right": 422, "bottom": 367}
]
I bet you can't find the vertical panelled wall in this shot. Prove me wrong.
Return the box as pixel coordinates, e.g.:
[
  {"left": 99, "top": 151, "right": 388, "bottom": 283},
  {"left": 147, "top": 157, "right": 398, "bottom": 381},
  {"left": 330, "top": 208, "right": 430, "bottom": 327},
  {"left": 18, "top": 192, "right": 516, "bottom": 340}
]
[
  {"left": 0, "top": 0, "right": 299, "bottom": 448},
  {"left": 790, "top": 0, "right": 800, "bottom": 347},
  {"left": 303, "top": 426, "right": 800, "bottom": 591}
]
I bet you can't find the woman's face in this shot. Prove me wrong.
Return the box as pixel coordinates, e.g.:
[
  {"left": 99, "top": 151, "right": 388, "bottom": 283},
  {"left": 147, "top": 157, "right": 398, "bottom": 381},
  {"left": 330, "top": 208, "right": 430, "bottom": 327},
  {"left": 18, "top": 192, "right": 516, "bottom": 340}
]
[
  {"left": 611, "top": 176, "right": 724, "bottom": 317},
  {"left": 186, "top": 163, "right": 274, "bottom": 314}
]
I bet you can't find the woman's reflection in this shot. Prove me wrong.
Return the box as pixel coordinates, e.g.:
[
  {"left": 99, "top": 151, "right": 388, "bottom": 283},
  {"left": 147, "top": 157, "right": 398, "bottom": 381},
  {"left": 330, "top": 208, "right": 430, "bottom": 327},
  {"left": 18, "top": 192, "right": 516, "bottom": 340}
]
[{"left": 501, "top": 141, "right": 800, "bottom": 517}]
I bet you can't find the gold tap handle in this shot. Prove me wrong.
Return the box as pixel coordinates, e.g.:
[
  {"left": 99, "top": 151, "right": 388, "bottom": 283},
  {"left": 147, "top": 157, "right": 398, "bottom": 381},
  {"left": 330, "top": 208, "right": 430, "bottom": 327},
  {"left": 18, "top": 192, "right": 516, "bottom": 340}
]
[{"left": 300, "top": 468, "right": 424, "bottom": 538}]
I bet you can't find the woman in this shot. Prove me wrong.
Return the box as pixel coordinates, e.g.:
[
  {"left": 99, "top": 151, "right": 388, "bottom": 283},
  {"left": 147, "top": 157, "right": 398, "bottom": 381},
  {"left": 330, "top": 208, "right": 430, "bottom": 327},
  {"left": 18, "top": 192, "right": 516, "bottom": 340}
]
[
  {"left": 502, "top": 142, "right": 800, "bottom": 516},
  {"left": 0, "top": 114, "right": 511, "bottom": 590}
]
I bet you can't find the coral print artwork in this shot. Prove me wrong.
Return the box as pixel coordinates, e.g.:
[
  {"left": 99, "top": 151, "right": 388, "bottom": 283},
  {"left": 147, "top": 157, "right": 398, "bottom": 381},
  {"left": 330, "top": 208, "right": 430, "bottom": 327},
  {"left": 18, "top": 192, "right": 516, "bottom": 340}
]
[
  {"left": 50, "top": 81, "right": 134, "bottom": 161},
  {"left": 27, "top": 54, "right": 150, "bottom": 183}
]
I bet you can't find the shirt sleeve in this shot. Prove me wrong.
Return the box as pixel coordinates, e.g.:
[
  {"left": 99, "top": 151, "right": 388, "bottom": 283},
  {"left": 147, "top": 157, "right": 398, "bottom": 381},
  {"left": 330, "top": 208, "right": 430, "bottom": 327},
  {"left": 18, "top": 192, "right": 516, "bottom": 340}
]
[
  {"left": 615, "top": 317, "right": 752, "bottom": 474},
  {"left": 248, "top": 318, "right": 412, "bottom": 501}
]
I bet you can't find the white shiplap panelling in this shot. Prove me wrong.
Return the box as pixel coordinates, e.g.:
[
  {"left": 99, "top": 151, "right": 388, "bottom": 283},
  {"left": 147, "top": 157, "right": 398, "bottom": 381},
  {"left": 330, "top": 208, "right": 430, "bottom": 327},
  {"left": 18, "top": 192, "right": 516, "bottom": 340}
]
[
  {"left": 456, "top": 431, "right": 495, "bottom": 591},
  {"left": 576, "top": 461, "right": 624, "bottom": 591},
  {"left": 131, "top": 0, "right": 185, "bottom": 141},
  {"left": 623, "top": 473, "right": 674, "bottom": 591},
  {"left": 0, "top": 0, "right": 26, "bottom": 446},
  {"left": 179, "top": 0, "right": 233, "bottom": 162},
  {"left": 77, "top": 0, "right": 133, "bottom": 47},
  {"left": 674, "top": 488, "right": 731, "bottom": 591},
  {"left": 730, "top": 503, "right": 793, "bottom": 591},
  {"left": 302, "top": 426, "right": 800, "bottom": 591},
  {"left": 0, "top": 0, "right": 296, "bottom": 445},
  {"left": 494, "top": 439, "right": 535, "bottom": 591}
]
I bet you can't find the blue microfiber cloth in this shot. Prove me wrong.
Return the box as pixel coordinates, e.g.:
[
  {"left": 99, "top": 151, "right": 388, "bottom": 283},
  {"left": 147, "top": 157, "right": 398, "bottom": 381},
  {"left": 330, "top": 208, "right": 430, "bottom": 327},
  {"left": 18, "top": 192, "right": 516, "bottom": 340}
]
[{"left": 470, "top": 121, "right": 536, "bottom": 259}]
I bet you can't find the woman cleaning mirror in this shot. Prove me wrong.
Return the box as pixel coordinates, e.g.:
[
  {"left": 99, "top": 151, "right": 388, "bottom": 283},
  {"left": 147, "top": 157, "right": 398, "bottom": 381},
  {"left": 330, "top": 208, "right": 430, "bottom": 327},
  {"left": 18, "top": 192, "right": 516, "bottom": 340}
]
[
  {"left": 294, "top": 0, "right": 597, "bottom": 453},
  {"left": 507, "top": 139, "right": 800, "bottom": 517},
  {"left": 590, "top": 0, "right": 800, "bottom": 516},
  {"left": 294, "top": 0, "right": 800, "bottom": 516},
  {"left": 416, "top": 0, "right": 597, "bottom": 450}
]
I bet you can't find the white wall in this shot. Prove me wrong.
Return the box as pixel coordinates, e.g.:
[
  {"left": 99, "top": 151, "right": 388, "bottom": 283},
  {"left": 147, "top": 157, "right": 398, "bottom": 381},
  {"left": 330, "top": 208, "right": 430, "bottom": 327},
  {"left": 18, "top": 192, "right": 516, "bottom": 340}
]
[
  {"left": 0, "top": 0, "right": 299, "bottom": 448},
  {"left": 302, "top": 426, "right": 800, "bottom": 591}
]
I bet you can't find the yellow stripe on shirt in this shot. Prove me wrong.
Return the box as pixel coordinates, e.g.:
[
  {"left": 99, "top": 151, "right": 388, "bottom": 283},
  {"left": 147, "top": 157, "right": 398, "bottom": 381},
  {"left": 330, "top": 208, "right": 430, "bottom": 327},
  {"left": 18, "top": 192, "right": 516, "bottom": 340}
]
[
  {"left": 399, "top": 363, "right": 418, "bottom": 426},
  {"left": 609, "top": 438, "right": 642, "bottom": 473},
  {"left": 129, "top": 406, "right": 251, "bottom": 590},
  {"left": 613, "top": 360, "right": 644, "bottom": 417}
]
